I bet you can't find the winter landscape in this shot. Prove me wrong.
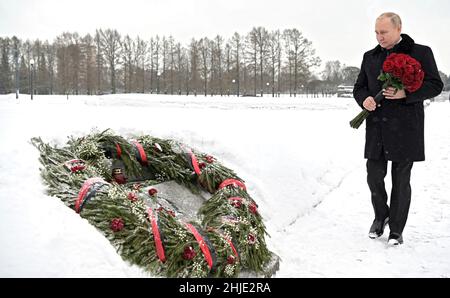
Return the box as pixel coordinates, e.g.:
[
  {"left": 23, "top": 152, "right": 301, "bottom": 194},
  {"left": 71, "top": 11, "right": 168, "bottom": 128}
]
[
  {"left": 0, "top": 92, "right": 449, "bottom": 277},
  {"left": 1, "top": 0, "right": 450, "bottom": 279}
]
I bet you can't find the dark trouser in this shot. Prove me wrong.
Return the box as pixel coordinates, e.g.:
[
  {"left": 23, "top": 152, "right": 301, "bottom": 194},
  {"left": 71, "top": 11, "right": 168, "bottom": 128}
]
[{"left": 366, "top": 159, "right": 414, "bottom": 235}]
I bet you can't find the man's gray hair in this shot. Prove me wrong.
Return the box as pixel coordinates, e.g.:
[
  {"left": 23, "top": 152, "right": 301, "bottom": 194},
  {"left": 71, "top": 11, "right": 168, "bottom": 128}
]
[{"left": 377, "top": 12, "right": 402, "bottom": 28}]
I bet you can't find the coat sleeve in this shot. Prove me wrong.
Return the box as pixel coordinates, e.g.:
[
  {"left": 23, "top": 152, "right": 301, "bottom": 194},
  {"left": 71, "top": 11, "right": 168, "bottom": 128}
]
[
  {"left": 353, "top": 53, "right": 371, "bottom": 108},
  {"left": 405, "top": 47, "right": 443, "bottom": 104}
]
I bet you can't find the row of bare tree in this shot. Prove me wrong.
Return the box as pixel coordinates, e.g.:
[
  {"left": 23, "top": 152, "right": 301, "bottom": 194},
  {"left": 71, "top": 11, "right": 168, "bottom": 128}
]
[{"left": 1, "top": 27, "right": 335, "bottom": 97}]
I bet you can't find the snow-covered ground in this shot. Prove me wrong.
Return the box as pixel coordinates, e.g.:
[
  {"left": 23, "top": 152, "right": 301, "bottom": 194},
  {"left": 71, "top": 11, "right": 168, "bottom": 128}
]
[{"left": 0, "top": 92, "right": 449, "bottom": 277}]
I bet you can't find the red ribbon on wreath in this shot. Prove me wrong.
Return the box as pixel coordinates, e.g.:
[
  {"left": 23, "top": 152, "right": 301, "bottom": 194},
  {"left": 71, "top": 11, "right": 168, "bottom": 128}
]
[
  {"left": 132, "top": 141, "right": 148, "bottom": 166},
  {"left": 218, "top": 178, "right": 247, "bottom": 191},
  {"left": 190, "top": 152, "right": 201, "bottom": 175},
  {"left": 115, "top": 143, "right": 122, "bottom": 159},
  {"left": 75, "top": 177, "right": 109, "bottom": 213},
  {"left": 147, "top": 208, "right": 166, "bottom": 263},
  {"left": 180, "top": 145, "right": 202, "bottom": 175},
  {"left": 185, "top": 223, "right": 214, "bottom": 269}
]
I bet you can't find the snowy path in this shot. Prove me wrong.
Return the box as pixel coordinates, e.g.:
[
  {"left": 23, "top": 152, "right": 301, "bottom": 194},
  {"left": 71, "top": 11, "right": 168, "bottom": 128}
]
[
  {"left": 272, "top": 102, "right": 450, "bottom": 277},
  {"left": 0, "top": 94, "right": 449, "bottom": 277}
]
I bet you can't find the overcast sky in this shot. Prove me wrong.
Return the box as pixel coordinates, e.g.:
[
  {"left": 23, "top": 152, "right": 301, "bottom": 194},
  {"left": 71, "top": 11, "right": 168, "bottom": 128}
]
[{"left": 1, "top": 0, "right": 449, "bottom": 74}]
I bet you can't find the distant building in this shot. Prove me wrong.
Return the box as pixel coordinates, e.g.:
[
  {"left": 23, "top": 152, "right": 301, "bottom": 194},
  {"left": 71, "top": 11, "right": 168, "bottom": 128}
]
[{"left": 337, "top": 85, "right": 354, "bottom": 98}]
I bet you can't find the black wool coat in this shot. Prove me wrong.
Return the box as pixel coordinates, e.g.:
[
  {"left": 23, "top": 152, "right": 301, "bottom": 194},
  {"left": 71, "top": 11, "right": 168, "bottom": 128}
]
[{"left": 353, "top": 33, "right": 443, "bottom": 162}]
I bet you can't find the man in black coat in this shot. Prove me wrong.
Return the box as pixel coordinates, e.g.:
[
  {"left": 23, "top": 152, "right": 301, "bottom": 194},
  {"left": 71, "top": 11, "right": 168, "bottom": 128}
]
[{"left": 353, "top": 12, "right": 443, "bottom": 245}]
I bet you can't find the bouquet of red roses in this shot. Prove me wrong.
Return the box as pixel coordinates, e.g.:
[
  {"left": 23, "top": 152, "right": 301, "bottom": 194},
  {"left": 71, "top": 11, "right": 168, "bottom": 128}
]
[{"left": 350, "top": 53, "right": 425, "bottom": 129}]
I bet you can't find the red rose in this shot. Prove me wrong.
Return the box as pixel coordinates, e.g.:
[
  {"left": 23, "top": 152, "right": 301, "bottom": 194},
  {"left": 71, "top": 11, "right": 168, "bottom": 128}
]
[
  {"left": 182, "top": 246, "right": 196, "bottom": 260},
  {"left": 403, "top": 65, "right": 415, "bottom": 76},
  {"left": 407, "top": 82, "right": 422, "bottom": 93},
  {"left": 387, "top": 53, "right": 398, "bottom": 60},
  {"left": 403, "top": 74, "right": 415, "bottom": 86},
  {"left": 407, "top": 56, "right": 421, "bottom": 69},
  {"left": 110, "top": 218, "right": 124, "bottom": 232},
  {"left": 413, "top": 62, "right": 422, "bottom": 71},
  {"left": 394, "top": 55, "right": 407, "bottom": 68},
  {"left": 392, "top": 68, "right": 403, "bottom": 78},
  {"left": 383, "top": 60, "right": 395, "bottom": 73},
  {"left": 417, "top": 70, "right": 425, "bottom": 82},
  {"left": 148, "top": 188, "right": 158, "bottom": 196}
]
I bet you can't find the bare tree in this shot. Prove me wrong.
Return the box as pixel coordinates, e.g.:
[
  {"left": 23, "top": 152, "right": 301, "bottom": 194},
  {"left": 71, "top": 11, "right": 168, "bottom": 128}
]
[
  {"left": 198, "top": 38, "right": 210, "bottom": 96},
  {"left": 12, "top": 36, "right": 21, "bottom": 97},
  {"left": 134, "top": 37, "right": 147, "bottom": 93},
  {"left": 175, "top": 42, "right": 183, "bottom": 94},
  {"left": 268, "top": 30, "right": 281, "bottom": 97},
  {"left": 341, "top": 65, "right": 360, "bottom": 85},
  {"left": 168, "top": 36, "right": 175, "bottom": 94},
  {"left": 149, "top": 37, "right": 155, "bottom": 93},
  {"left": 214, "top": 35, "right": 224, "bottom": 96},
  {"left": 151, "top": 36, "right": 161, "bottom": 94},
  {"left": 81, "top": 34, "right": 96, "bottom": 95},
  {"left": 100, "top": 29, "right": 121, "bottom": 94},
  {"left": 230, "top": 32, "right": 241, "bottom": 96},
  {"left": 55, "top": 34, "right": 71, "bottom": 96},
  {"left": 161, "top": 36, "right": 168, "bottom": 94},
  {"left": 95, "top": 30, "right": 104, "bottom": 94},
  {"left": 284, "top": 29, "right": 320, "bottom": 96},
  {"left": 253, "top": 27, "right": 269, "bottom": 96},
  {"left": 122, "top": 34, "right": 134, "bottom": 93},
  {"left": 322, "top": 60, "right": 343, "bottom": 85},
  {"left": 224, "top": 42, "right": 231, "bottom": 95},
  {"left": 0, "top": 38, "right": 12, "bottom": 94},
  {"left": 246, "top": 29, "right": 258, "bottom": 96},
  {"left": 3, "top": 26, "right": 325, "bottom": 97}
]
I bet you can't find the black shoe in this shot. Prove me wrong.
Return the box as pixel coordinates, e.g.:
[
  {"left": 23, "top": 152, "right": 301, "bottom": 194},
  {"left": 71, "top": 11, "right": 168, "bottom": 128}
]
[
  {"left": 368, "top": 217, "right": 389, "bottom": 239},
  {"left": 388, "top": 233, "right": 403, "bottom": 245}
]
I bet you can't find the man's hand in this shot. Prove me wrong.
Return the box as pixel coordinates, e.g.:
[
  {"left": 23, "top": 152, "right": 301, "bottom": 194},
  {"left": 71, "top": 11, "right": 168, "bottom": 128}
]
[
  {"left": 363, "top": 96, "right": 376, "bottom": 111},
  {"left": 383, "top": 87, "right": 406, "bottom": 100}
]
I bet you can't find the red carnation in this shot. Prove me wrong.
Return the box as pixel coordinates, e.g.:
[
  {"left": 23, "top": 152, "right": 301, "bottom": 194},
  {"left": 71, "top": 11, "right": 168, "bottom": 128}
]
[
  {"left": 230, "top": 198, "right": 242, "bottom": 208},
  {"left": 182, "top": 246, "right": 197, "bottom": 260},
  {"left": 127, "top": 192, "right": 138, "bottom": 202},
  {"left": 148, "top": 188, "right": 158, "bottom": 197},
  {"left": 110, "top": 218, "right": 124, "bottom": 232},
  {"left": 157, "top": 206, "right": 175, "bottom": 217},
  {"left": 227, "top": 255, "right": 236, "bottom": 265},
  {"left": 247, "top": 233, "right": 256, "bottom": 245},
  {"left": 249, "top": 203, "right": 258, "bottom": 215}
]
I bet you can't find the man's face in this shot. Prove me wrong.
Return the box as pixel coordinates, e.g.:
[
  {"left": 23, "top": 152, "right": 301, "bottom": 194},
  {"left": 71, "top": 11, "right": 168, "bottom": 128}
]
[{"left": 375, "top": 17, "right": 401, "bottom": 50}]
